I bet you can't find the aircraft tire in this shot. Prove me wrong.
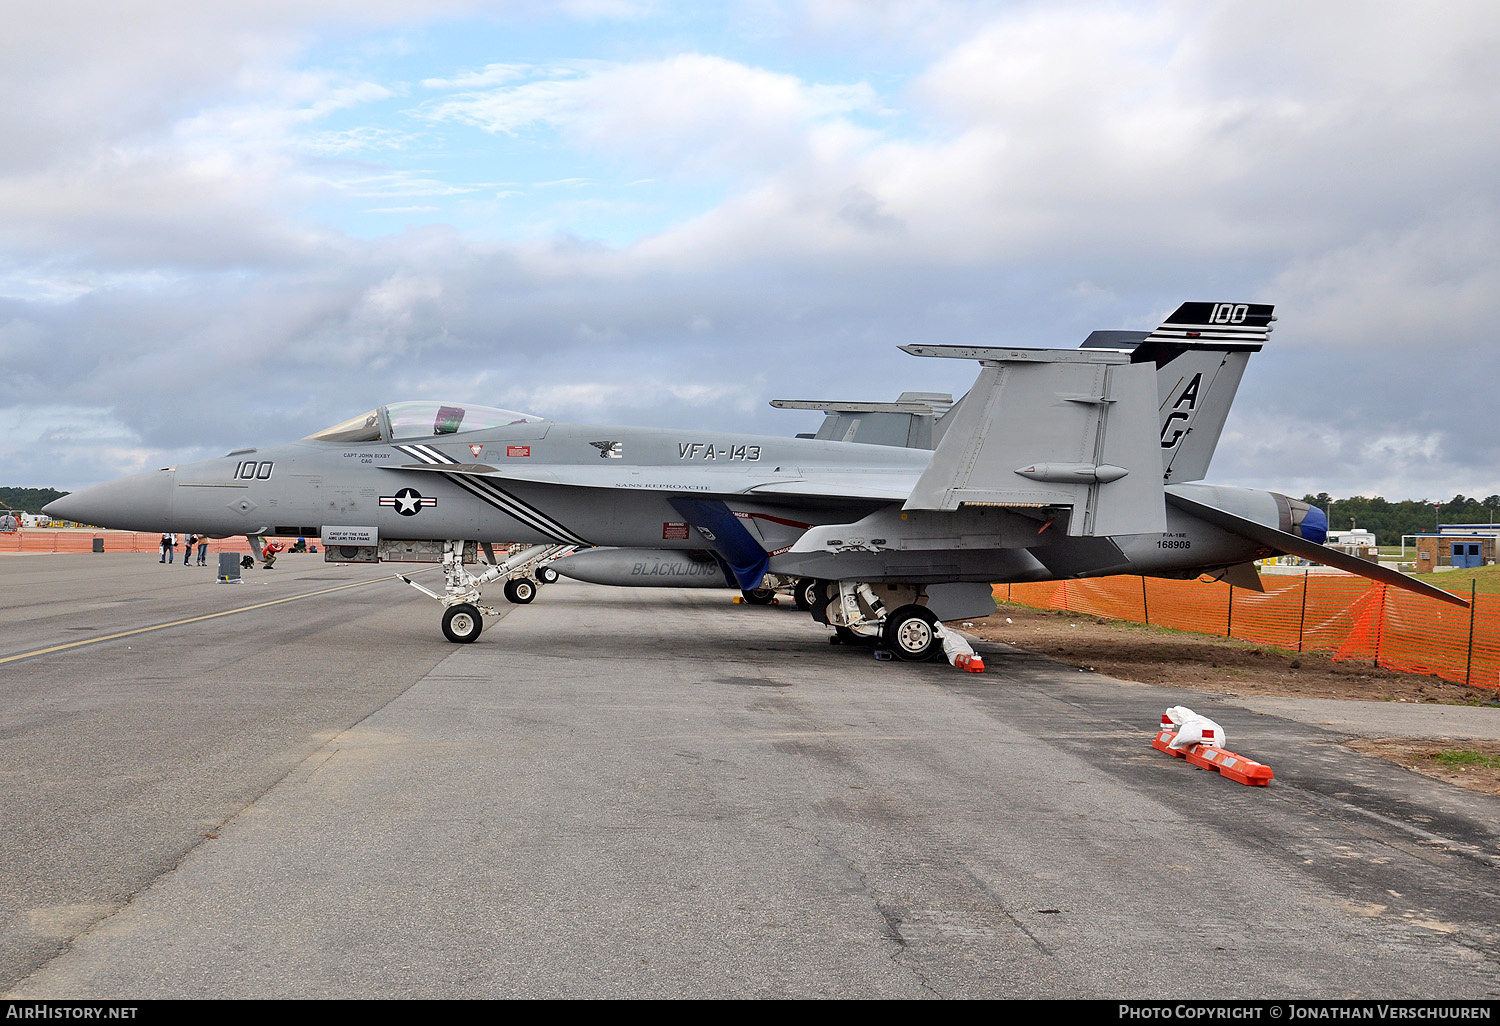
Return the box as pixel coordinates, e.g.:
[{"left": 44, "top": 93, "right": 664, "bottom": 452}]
[
  {"left": 442, "top": 603, "right": 483, "bottom": 644},
  {"left": 883, "top": 605, "right": 940, "bottom": 661},
  {"left": 536, "top": 565, "right": 560, "bottom": 584},
  {"left": 741, "top": 587, "right": 776, "bottom": 605},
  {"left": 793, "top": 578, "right": 818, "bottom": 612},
  {"left": 809, "top": 579, "right": 835, "bottom": 624},
  {"left": 504, "top": 578, "right": 536, "bottom": 604}
]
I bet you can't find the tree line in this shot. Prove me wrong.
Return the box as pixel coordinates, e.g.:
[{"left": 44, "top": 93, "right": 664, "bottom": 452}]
[
  {"left": 0, "top": 487, "right": 67, "bottom": 512},
  {"left": 1303, "top": 493, "right": 1500, "bottom": 543}
]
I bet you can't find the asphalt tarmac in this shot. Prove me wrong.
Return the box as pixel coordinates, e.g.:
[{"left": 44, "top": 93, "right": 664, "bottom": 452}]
[{"left": 1, "top": 553, "right": 1497, "bottom": 999}]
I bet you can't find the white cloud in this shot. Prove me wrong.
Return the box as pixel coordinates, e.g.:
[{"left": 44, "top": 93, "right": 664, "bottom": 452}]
[
  {"left": 1, "top": 0, "right": 1498, "bottom": 504},
  {"left": 1268, "top": 208, "right": 1500, "bottom": 350},
  {"left": 421, "top": 63, "right": 534, "bottom": 90},
  {"left": 418, "top": 54, "right": 882, "bottom": 180}
]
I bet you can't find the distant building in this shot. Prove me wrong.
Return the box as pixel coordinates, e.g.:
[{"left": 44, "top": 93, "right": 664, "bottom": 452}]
[
  {"left": 1438, "top": 523, "right": 1500, "bottom": 538},
  {"left": 1413, "top": 526, "right": 1498, "bottom": 571},
  {"left": 1325, "top": 527, "right": 1378, "bottom": 562}
]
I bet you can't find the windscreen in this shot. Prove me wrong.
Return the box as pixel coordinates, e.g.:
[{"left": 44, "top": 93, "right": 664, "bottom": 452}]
[
  {"left": 382, "top": 402, "right": 541, "bottom": 439},
  {"left": 305, "top": 409, "right": 382, "bottom": 443}
]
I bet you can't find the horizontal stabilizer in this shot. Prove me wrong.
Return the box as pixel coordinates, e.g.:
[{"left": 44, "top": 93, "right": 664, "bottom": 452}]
[
  {"left": 1167, "top": 492, "right": 1468, "bottom": 608},
  {"left": 769, "top": 394, "right": 953, "bottom": 415}
]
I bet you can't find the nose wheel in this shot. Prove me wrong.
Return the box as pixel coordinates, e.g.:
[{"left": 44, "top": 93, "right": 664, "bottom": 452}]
[{"left": 442, "top": 603, "right": 484, "bottom": 643}]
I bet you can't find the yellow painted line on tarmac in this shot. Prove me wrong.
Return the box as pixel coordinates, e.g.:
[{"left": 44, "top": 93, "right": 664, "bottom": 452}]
[{"left": 0, "top": 576, "right": 400, "bottom": 666}]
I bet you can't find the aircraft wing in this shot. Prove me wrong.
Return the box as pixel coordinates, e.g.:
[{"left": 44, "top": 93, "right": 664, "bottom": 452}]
[
  {"left": 1167, "top": 491, "right": 1469, "bottom": 608},
  {"left": 388, "top": 462, "right": 921, "bottom": 501}
]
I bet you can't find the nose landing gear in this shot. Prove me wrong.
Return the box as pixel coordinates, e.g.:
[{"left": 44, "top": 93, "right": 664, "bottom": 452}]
[{"left": 398, "top": 541, "right": 573, "bottom": 642}]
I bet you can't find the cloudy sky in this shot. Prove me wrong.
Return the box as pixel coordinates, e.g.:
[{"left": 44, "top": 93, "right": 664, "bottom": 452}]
[{"left": 2, "top": 0, "right": 1497, "bottom": 501}]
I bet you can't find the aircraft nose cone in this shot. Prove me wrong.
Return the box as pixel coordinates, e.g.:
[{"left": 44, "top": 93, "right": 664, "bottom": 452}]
[
  {"left": 43, "top": 469, "right": 176, "bottom": 531},
  {"left": 41, "top": 495, "right": 73, "bottom": 520}
]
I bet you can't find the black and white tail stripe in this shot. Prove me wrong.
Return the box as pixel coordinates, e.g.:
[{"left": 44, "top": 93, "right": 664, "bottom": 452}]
[
  {"left": 395, "top": 444, "right": 591, "bottom": 545},
  {"left": 1144, "top": 302, "right": 1274, "bottom": 348}
]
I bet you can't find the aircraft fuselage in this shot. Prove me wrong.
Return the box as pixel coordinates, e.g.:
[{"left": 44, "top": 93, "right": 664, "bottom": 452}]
[{"left": 49, "top": 418, "right": 1281, "bottom": 585}]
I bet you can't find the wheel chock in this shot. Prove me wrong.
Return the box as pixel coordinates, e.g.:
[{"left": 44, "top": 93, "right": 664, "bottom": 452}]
[
  {"left": 953, "top": 653, "right": 985, "bottom": 673},
  {"left": 1184, "top": 745, "right": 1273, "bottom": 786},
  {"left": 1151, "top": 730, "right": 1273, "bottom": 785},
  {"left": 1152, "top": 730, "right": 1187, "bottom": 757}
]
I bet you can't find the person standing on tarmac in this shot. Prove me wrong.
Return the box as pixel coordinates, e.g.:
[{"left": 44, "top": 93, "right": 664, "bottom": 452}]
[
  {"left": 197, "top": 536, "right": 209, "bottom": 566},
  {"left": 184, "top": 534, "right": 198, "bottom": 567}
]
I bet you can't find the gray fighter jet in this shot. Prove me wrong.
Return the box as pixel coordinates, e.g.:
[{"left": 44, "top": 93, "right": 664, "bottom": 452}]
[{"left": 46, "top": 301, "right": 1464, "bottom": 655}]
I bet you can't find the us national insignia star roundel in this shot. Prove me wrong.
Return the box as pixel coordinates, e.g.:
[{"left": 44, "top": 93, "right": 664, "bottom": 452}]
[{"left": 379, "top": 487, "right": 437, "bottom": 516}]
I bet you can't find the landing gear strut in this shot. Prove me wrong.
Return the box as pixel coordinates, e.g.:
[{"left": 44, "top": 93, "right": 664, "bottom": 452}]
[{"left": 399, "top": 541, "right": 573, "bottom": 642}]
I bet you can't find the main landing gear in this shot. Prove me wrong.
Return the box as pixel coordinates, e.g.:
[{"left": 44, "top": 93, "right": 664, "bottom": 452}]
[
  {"left": 803, "top": 578, "right": 946, "bottom": 662},
  {"left": 399, "top": 541, "right": 573, "bottom": 643}
]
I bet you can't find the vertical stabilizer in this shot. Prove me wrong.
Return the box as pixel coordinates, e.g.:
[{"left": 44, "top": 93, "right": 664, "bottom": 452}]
[{"left": 1111, "top": 302, "right": 1273, "bottom": 483}]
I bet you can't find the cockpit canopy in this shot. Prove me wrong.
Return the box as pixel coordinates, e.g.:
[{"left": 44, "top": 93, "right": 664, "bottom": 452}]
[{"left": 306, "top": 402, "right": 543, "bottom": 443}]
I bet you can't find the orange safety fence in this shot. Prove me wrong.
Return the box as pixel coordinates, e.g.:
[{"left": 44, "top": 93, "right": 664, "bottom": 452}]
[
  {"left": 996, "top": 574, "right": 1499, "bottom": 691},
  {"left": 0, "top": 531, "right": 271, "bottom": 555}
]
